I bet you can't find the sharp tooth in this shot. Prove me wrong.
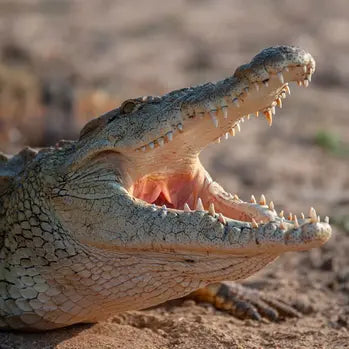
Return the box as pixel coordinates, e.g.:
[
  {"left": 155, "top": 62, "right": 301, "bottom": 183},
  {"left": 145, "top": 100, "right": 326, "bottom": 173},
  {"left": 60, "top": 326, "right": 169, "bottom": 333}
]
[
  {"left": 244, "top": 87, "right": 249, "bottom": 95},
  {"left": 250, "top": 195, "right": 256, "bottom": 204},
  {"left": 161, "top": 205, "right": 168, "bottom": 216},
  {"left": 241, "top": 117, "right": 245, "bottom": 123},
  {"left": 215, "top": 137, "right": 221, "bottom": 143},
  {"left": 196, "top": 198, "right": 204, "bottom": 211},
  {"left": 236, "top": 123, "right": 241, "bottom": 132},
  {"left": 208, "top": 203, "right": 216, "bottom": 216},
  {"left": 141, "top": 146, "right": 146, "bottom": 152},
  {"left": 285, "top": 85, "right": 291, "bottom": 95},
  {"left": 280, "top": 221, "right": 287, "bottom": 230},
  {"left": 149, "top": 142, "right": 155, "bottom": 149},
  {"left": 224, "top": 133, "right": 229, "bottom": 140},
  {"left": 259, "top": 194, "right": 266, "bottom": 206},
  {"left": 309, "top": 207, "right": 317, "bottom": 223},
  {"left": 167, "top": 131, "right": 173, "bottom": 141},
  {"left": 281, "top": 92, "right": 287, "bottom": 99},
  {"left": 297, "top": 80, "right": 303, "bottom": 87},
  {"left": 177, "top": 123, "right": 183, "bottom": 132},
  {"left": 222, "top": 106, "right": 228, "bottom": 119},
  {"left": 307, "top": 74, "right": 312, "bottom": 82},
  {"left": 300, "top": 212, "right": 305, "bottom": 220},
  {"left": 229, "top": 128, "right": 236, "bottom": 136},
  {"left": 317, "top": 215, "right": 321, "bottom": 223},
  {"left": 294, "top": 215, "right": 299, "bottom": 228},
  {"left": 158, "top": 137, "right": 165, "bottom": 147},
  {"left": 303, "top": 66, "right": 307, "bottom": 73},
  {"left": 184, "top": 203, "right": 191, "bottom": 212},
  {"left": 303, "top": 79, "right": 309, "bottom": 87},
  {"left": 263, "top": 80, "right": 269, "bottom": 87},
  {"left": 251, "top": 218, "right": 259, "bottom": 228},
  {"left": 210, "top": 111, "right": 219, "bottom": 128},
  {"left": 151, "top": 204, "right": 157, "bottom": 211},
  {"left": 288, "top": 212, "right": 293, "bottom": 221},
  {"left": 233, "top": 194, "right": 239, "bottom": 200},
  {"left": 284, "top": 67, "right": 289, "bottom": 72},
  {"left": 277, "top": 72, "right": 284, "bottom": 83},
  {"left": 254, "top": 82, "right": 260, "bottom": 92},
  {"left": 277, "top": 97, "right": 282, "bottom": 108},
  {"left": 218, "top": 213, "right": 226, "bottom": 225},
  {"left": 324, "top": 216, "right": 329, "bottom": 224},
  {"left": 247, "top": 114, "right": 251, "bottom": 120},
  {"left": 232, "top": 98, "right": 240, "bottom": 107},
  {"left": 271, "top": 106, "right": 276, "bottom": 115},
  {"left": 264, "top": 110, "right": 273, "bottom": 126},
  {"left": 279, "top": 210, "right": 284, "bottom": 218},
  {"left": 255, "top": 111, "right": 259, "bottom": 118},
  {"left": 269, "top": 201, "right": 275, "bottom": 211}
]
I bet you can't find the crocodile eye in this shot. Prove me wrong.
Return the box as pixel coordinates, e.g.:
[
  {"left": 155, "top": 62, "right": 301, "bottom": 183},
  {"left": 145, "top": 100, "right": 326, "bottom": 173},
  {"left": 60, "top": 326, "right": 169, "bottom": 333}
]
[{"left": 120, "top": 100, "right": 139, "bottom": 114}]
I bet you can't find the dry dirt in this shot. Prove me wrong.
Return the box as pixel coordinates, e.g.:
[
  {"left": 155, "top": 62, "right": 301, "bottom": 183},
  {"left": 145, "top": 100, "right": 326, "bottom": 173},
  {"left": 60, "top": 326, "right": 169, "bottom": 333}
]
[{"left": 0, "top": 1, "right": 349, "bottom": 348}]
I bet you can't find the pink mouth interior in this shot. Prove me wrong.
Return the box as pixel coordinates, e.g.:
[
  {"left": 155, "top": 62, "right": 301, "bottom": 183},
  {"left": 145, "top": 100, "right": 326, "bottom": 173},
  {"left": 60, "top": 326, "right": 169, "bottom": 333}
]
[
  {"left": 129, "top": 171, "right": 274, "bottom": 223},
  {"left": 129, "top": 172, "right": 206, "bottom": 209}
]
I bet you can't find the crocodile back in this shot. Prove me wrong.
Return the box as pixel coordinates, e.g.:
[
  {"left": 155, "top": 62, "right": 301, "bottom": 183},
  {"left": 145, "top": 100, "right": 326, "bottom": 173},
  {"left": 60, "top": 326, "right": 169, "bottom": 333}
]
[
  {"left": 0, "top": 148, "right": 37, "bottom": 194},
  {"left": 0, "top": 148, "right": 38, "bottom": 249}
]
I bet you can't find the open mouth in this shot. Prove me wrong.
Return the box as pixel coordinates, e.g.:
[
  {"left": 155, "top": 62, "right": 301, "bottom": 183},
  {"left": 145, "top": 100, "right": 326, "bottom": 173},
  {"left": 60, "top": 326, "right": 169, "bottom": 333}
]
[{"left": 126, "top": 47, "right": 329, "bottom": 238}]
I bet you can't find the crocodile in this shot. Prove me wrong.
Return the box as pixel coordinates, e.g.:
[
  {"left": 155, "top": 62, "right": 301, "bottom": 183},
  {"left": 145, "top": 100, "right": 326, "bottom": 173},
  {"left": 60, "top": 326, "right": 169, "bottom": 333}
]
[{"left": 0, "top": 46, "right": 332, "bottom": 331}]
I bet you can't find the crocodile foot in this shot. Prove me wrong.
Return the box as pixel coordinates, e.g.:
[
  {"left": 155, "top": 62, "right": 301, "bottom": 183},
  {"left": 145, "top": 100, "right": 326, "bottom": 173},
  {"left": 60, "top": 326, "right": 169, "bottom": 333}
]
[{"left": 189, "top": 282, "right": 301, "bottom": 321}]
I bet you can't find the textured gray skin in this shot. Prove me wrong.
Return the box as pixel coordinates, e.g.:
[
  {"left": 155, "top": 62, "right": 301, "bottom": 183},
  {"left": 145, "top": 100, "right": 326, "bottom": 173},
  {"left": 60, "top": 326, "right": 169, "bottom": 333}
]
[{"left": 0, "top": 46, "right": 331, "bottom": 330}]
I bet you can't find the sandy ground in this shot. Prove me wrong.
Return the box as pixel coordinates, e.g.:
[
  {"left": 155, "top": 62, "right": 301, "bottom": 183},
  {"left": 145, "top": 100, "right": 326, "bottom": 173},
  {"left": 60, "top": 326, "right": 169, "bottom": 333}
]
[{"left": 0, "top": 1, "right": 349, "bottom": 348}]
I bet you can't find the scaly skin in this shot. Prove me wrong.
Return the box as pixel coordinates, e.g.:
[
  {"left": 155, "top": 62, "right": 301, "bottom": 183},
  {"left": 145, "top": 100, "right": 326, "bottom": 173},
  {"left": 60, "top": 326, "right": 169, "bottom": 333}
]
[{"left": 0, "top": 46, "right": 331, "bottom": 330}]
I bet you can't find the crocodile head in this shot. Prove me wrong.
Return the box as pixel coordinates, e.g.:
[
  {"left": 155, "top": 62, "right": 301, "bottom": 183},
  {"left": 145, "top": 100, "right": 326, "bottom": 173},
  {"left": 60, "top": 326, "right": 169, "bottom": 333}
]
[{"left": 66, "top": 46, "right": 330, "bottom": 253}]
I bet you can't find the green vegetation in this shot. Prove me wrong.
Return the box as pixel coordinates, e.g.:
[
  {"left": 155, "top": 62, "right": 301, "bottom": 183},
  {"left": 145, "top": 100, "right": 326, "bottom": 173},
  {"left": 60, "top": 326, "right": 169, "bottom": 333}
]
[
  {"left": 332, "top": 215, "right": 349, "bottom": 234},
  {"left": 315, "top": 130, "right": 349, "bottom": 157}
]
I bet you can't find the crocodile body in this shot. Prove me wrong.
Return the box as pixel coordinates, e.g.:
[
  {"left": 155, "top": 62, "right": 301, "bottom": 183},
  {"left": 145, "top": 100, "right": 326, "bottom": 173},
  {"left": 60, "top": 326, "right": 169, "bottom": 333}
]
[{"left": 0, "top": 46, "right": 331, "bottom": 331}]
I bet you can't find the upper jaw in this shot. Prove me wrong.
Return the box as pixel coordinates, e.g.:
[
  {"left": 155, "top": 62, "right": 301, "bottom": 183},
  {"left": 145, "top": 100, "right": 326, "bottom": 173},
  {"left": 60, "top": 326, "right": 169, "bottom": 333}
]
[{"left": 132, "top": 45, "right": 315, "bottom": 153}]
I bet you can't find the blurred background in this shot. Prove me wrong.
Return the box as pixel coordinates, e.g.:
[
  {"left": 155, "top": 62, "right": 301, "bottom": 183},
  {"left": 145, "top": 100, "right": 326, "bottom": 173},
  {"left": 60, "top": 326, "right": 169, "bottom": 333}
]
[{"left": 0, "top": 1, "right": 349, "bottom": 347}]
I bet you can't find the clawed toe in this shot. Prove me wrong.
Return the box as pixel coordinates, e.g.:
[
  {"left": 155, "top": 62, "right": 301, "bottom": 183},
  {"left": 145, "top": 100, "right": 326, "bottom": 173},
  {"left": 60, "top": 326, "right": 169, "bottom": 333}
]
[{"left": 189, "top": 281, "right": 303, "bottom": 322}]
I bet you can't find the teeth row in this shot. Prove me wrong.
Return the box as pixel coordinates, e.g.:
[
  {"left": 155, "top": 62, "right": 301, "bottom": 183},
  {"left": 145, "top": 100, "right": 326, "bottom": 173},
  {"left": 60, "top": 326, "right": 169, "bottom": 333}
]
[
  {"left": 135, "top": 123, "right": 183, "bottom": 152},
  {"left": 214, "top": 82, "right": 293, "bottom": 143},
  {"left": 153, "top": 193, "right": 329, "bottom": 229},
  {"left": 250, "top": 193, "right": 328, "bottom": 226},
  {"left": 136, "top": 64, "right": 314, "bottom": 152},
  {"left": 259, "top": 84, "right": 292, "bottom": 128},
  {"left": 211, "top": 63, "right": 313, "bottom": 132}
]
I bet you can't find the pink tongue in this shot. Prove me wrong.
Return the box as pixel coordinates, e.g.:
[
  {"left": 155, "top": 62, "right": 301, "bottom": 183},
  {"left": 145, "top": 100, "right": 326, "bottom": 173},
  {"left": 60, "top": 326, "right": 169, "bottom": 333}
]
[{"left": 132, "top": 180, "right": 163, "bottom": 204}]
